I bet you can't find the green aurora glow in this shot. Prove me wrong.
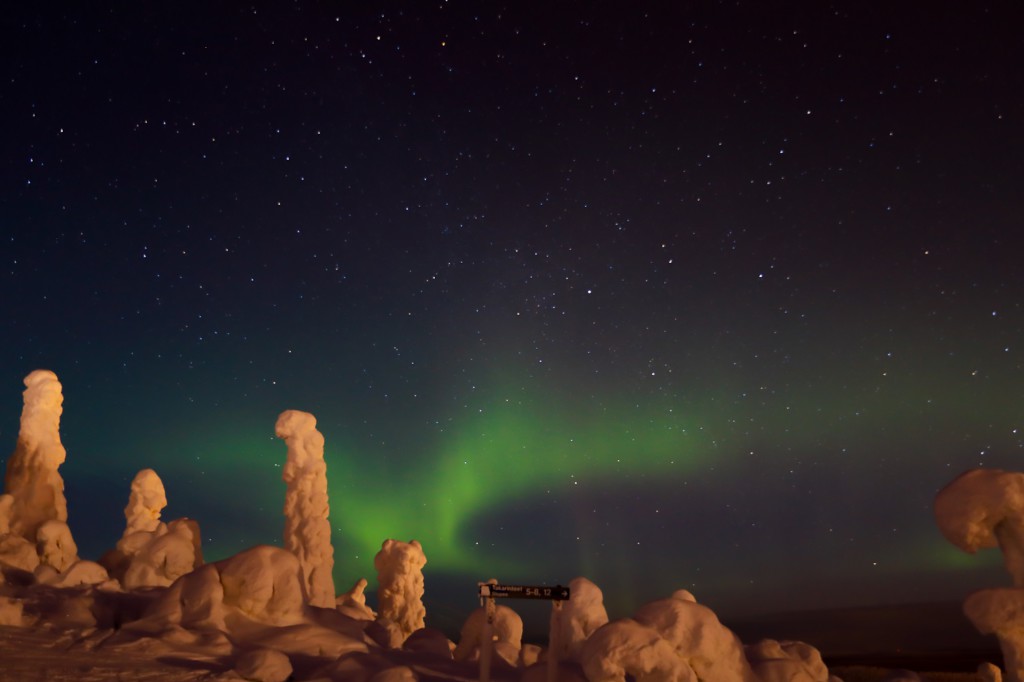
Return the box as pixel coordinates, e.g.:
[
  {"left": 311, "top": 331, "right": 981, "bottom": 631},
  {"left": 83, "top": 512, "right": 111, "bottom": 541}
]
[{"left": 117, "top": 358, "right": 1017, "bottom": 610}]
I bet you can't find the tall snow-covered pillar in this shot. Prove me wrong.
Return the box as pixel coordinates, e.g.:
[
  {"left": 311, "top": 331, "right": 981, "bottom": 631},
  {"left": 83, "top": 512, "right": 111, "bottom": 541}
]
[
  {"left": 374, "top": 538, "right": 427, "bottom": 641},
  {"left": 3, "top": 370, "right": 76, "bottom": 556},
  {"left": 276, "top": 409, "right": 336, "bottom": 607}
]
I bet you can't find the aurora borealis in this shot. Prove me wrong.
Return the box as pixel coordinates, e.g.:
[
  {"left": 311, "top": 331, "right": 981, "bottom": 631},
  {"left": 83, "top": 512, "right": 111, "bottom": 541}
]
[{"left": 3, "top": 2, "right": 1023, "bottom": 630}]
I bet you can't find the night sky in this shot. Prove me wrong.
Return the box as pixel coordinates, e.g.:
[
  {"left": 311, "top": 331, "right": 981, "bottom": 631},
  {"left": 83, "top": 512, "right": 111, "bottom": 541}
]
[{"left": 2, "top": 3, "right": 1022, "bottom": 629}]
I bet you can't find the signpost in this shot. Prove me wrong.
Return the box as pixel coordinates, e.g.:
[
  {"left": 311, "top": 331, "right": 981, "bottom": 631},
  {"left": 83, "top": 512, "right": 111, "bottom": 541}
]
[
  {"left": 476, "top": 582, "right": 571, "bottom": 682},
  {"left": 478, "top": 583, "right": 570, "bottom": 601}
]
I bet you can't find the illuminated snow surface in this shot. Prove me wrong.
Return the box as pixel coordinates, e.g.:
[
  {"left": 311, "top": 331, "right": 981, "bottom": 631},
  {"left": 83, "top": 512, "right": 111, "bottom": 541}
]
[{"left": 0, "top": 571, "right": 838, "bottom": 682}]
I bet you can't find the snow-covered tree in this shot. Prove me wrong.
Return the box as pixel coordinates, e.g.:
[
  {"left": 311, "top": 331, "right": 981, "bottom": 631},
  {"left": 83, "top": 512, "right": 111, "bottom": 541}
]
[
  {"left": 276, "top": 409, "right": 336, "bottom": 607},
  {"left": 374, "top": 539, "right": 427, "bottom": 642},
  {"left": 1, "top": 370, "right": 78, "bottom": 571}
]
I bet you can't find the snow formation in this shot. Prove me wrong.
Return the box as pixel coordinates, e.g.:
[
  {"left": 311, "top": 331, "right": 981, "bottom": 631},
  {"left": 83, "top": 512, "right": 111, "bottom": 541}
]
[
  {"left": 964, "top": 589, "right": 1024, "bottom": 682},
  {"left": 580, "top": 617, "right": 697, "bottom": 682},
  {"left": 123, "top": 468, "right": 167, "bottom": 535},
  {"left": 337, "top": 576, "right": 376, "bottom": 620},
  {"left": 633, "top": 591, "right": 758, "bottom": 682},
  {"left": 374, "top": 538, "right": 427, "bottom": 643},
  {"left": 0, "top": 370, "right": 78, "bottom": 572},
  {"left": 35, "top": 518, "right": 78, "bottom": 573},
  {"left": 217, "top": 544, "right": 309, "bottom": 626},
  {"left": 979, "top": 661, "right": 1004, "bottom": 682},
  {"left": 745, "top": 639, "right": 830, "bottom": 682},
  {"left": 553, "top": 576, "right": 610, "bottom": 662},
  {"left": 101, "top": 468, "right": 202, "bottom": 589},
  {"left": 277, "top": 409, "right": 336, "bottom": 608},
  {"left": 454, "top": 602, "right": 524, "bottom": 666},
  {"left": 936, "top": 468, "right": 1024, "bottom": 682},
  {"left": 122, "top": 517, "right": 202, "bottom": 589},
  {"left": 935, "top": 468, "right": 1024, "bottom": 586},
  {"left": 235, "top": 647, "right": 294, "bottom": 682}
]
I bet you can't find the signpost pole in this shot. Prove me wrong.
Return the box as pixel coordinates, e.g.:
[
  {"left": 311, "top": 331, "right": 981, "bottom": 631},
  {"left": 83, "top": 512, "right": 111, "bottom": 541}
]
[
  {"left": 479, "top": 590, "right": 496, "bottom": 682},
  {"left": 547, "top": 599, "right": 563, "bottom": 682},
  {"left": 476, "top": 581, "right": 570, "bottom": 682}
]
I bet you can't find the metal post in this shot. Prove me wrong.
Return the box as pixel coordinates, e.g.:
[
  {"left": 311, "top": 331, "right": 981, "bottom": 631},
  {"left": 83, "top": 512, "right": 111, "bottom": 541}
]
[
  {"left": 479, "top": 594, "right": 496, "bottom": 682},
  {"left": 547, "top": 599, "right": 563, "bottom": 682}
]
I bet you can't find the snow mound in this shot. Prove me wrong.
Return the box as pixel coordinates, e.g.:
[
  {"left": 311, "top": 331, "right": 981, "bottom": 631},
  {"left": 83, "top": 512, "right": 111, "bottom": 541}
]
[
  {"left": 147, "top": 563, "right": 227, "bottom": 631},
  {"left": 580, "top": 617, "right": 696, "bottom": 682},
  {"left": 519, "top": 642, "right": 542, "bottom": 667},
  {"left": 554, "top": 576, "right": 610, "bottom": 662},
  {"left": 312, "top": 651, "right": 403, "bottom": 682},
  {"left": 102, "top": 469, "right": 203, "bottom": 590},
  {"left": 745, "top": 639, "right": 829, "bottom": 682},
  {"left": 633, "top": 592, "right": 757, "bottom": 682},
  {"left": 964, "top": 589, "right": 1024, "bottom": 682},
  {"left": 523, "top": 661, "right": 589, "bottom": 682},
  {"left": 36, "top": 519, "right": 77, "bottom": 572},
  {"left": 141, "top": 544, "right": 306, "bottom": 634},
  {"left": 122, "top": 517, "right": 202, "bottom": 589},
  {"left": 0, "top": 533, "right": 40, "bottom": 572},
  {"left": 401, "top": 627, "right": 453, "bottom": 658},
  {"left": 370, "top": 665, "right": 418, "bottom": 682},
  {"left": 243, "top": 620, "right": 367, "bottom": 660},
  {"left": 978, "top": 661, "right": 1003, "bottom": 682},
  {"left": 37, "top": 559, "right": 109, "bottom": 588},
  {"left": 218, "top": 544, "right": 308, "bottom": 626},
  {"left": 0, "top": 596, "right": 23, "bottom": 625},
  {"left": 1, "top": 370, "right": 78, "bottom": 571},
  {"left": 235, "top": 647, "right": 293, "bottom": 682},
  {"left": 671, "top": 589, "right": 696, "bottom": 603},
  {"left": 454, "top": 603, "right": 523, "bottom": 665}
]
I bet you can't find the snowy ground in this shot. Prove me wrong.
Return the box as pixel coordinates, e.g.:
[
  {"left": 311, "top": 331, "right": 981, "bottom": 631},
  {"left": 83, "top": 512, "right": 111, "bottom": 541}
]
[
  {"left": 0, "top": 623, "right": 992, "bottom": 682},
  {"left": 0, "top": 620, "right": 530, "bottom": 682},
  {"left": 0, "top": 623, "right": 222, "bottom": 681}
]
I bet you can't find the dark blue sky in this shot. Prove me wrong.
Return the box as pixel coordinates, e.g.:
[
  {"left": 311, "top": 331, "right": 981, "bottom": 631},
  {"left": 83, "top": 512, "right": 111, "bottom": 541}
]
[{"left": 2, "top": 2, "right": 1022, "bottom": 628}]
